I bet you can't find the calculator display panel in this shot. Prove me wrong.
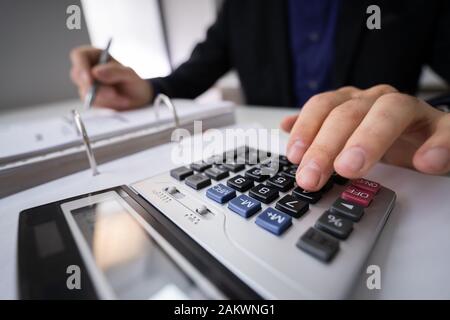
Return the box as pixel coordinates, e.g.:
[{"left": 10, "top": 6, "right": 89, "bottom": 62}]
[{"left": 65, "top": 194, "right": 207, "bottom": 299}]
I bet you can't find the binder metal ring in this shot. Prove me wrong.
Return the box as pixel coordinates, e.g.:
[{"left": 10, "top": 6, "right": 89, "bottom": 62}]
[
  {"left": 72, "top": 109, "right": 99, "bottom": 176},
  {"left": 153, "top": 93, "right": 180, "bottom": 128}
]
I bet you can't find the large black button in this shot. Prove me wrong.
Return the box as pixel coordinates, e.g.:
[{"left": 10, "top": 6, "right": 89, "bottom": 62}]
[
  {"left": 315, "top": 211, "right": 353, "bottom": 239},
  {"left": 204, "top": 167, "right": 229, "bottom": 180},
  {"left": 292, "top": 187, "right": 322, "bottom": 204},
  {"left": 245, "top": 167, "right": 270, "bottom": 182},
  {"left": 266, "top": 174, "right": 294, "bottom": 192},
  {"left": 275, "top": 194, "right": 309, "bottom": 218},
  {"left": 249, "top": 184, "right": 279, "bottom": 204},
  {"left": 170, "top": 166, "right": 194, "bottom": 181},
  {"left": 227, "top": 175, "right": 254, "bottom": 192},
  {"left": 297, "top": 228, "right": 339, "bottom": 262},
  {"left": 185, "top": 174, "right": 211, "bottom": 190},
  {"left": 190, "top": 161, "right": 212, "bottom": 172},
  {"left": 330, "top": 198, "right": 364, "bottom": 222}
]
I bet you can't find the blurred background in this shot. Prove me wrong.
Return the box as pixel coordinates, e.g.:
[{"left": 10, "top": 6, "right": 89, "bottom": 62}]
[{"left": 0, "top": 0, "right": 448, "bottom": 112}]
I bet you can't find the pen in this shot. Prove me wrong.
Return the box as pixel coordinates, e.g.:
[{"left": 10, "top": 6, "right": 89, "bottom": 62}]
[{"left": 84, "top": 38, "right": 113, "bottom": 109}]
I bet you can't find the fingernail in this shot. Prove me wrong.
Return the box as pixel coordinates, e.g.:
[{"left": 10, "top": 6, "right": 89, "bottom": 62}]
[
  {"left": 336, "top": 146, "right": 366, "bottom": 173},
  {"left": 422, "top": 147, "right": 449, "bottom": 171},
  {"left": 287, "top": 139, "right": 306, "bottom": 163},
  {"left": 297, "top": 160, "right": 321, "bottom": 189}
]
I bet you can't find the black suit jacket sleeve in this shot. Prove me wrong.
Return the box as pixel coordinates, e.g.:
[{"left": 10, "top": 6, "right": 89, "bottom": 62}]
[
  {"left": 428, "top": 1, "right": 450, "bottom": 84},
  {"left": 149, "top": 3, "right": 231, "bottom": 99}
]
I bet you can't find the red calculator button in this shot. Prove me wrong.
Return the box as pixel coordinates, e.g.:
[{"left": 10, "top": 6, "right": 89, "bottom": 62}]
[
  {"left": 351, "top": 178, "right": 381, "bottom": 194},
  {"left": 341, "top": 186, "right": 373, "bottom": 207}
]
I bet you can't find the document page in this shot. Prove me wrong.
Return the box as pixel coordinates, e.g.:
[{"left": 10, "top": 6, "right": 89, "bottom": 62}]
[{"left": 0, "top": 100, "right": 233, "bottom": 165}]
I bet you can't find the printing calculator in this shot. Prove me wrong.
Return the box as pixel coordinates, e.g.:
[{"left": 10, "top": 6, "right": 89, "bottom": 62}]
[{"left": 18, "top": 146, "right": 396, "bottom": 299}]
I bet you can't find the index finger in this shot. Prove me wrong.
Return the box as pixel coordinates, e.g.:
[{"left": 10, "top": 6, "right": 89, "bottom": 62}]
[{"left": 69, "top": 46, "right": 102, "bottom": 86}]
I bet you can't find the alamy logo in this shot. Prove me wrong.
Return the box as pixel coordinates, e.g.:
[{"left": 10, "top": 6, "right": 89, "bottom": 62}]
[
  {"left": 66, "top": 5, "right": 82, "bottom": 30},
  {"left": 366, "top": 5, "right": 381, "bottom": 30},
  {"left": 366, "top": 265, "right": 381, "bottom": 290},
  {"left": 66, "top": 265, "right": 81, "bottom": 290}
]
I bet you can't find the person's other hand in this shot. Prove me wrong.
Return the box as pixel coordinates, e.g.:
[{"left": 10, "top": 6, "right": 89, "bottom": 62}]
[
  {"left": 280, "top": 85, "right": 450, "bottom": 191},
  {"left": 70, "top": 46, "right": 153, "bottom": 110}
]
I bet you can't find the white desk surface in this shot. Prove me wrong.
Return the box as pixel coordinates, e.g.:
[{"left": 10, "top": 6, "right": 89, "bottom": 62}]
[{"left": 0, "top": 100, "right": 449, "bottom": 299}]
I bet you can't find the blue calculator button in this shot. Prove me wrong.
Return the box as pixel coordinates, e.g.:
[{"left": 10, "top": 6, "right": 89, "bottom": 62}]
[
  {"left": 228, "top": 194, "right": 261, "bottom": 218},
  {"left": 206, "top": 184, "right": 236, "bottom": 204},
  {"left": 256, "top": 208, "right": 292, "bottom": 235}
]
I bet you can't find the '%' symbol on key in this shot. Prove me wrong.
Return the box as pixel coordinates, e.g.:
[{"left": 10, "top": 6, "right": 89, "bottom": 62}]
[{"left": 328, "top": 214, "right": 342, "bottom": 227}]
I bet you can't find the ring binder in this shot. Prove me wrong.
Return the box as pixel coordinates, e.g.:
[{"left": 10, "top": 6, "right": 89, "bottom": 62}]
[
  {"left": 153, "top": 94, "right": 180, "bottom": 128},
  {"left": 72, "top": 110, "right": 100, "bottom": 176}
]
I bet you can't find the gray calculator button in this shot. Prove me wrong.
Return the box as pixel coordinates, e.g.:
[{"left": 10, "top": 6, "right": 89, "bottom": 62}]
[
  {"left": 185, "top": 174, "right": 211, "bottom": 190},
  {"left": 190, "top": 161, "right": 212, "bottom": 172},
  {"left": 204, "top": 167, "right": 229, "bottom": 180},
  {"left": 170, "top": 166, "right": 194, "bottom": 181}
]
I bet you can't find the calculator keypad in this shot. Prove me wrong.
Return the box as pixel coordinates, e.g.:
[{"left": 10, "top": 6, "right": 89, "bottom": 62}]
[{"left": 170, "top": 146, "right": 386, "bottom": 264}]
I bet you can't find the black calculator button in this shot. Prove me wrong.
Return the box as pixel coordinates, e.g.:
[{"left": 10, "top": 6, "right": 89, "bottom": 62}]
[
  {"left": 249, "top": 184, "right": 279, "bottom": 204},
  {"left": 266, "top": 174, "right": 294, "bottom": 192},
  {"left": 227, "top": 175, "right": 254, "bottom": 192},
  {"left": 292, "top": 187, "right": 322, "bottom": 204},
  {"left": 245, "top": 167, "right": 269, "bottom": 182},
  {"left": 185, "top": 174, "right": 211, "bottom": 190},
  {"left": 330, "top": 198, "right": 364, "bottom": 222},
  {"left": 275, "top": 195, "right": 309, "bottom": 218},
  {"left": 281, "top": 166, "right": 297, "bottom": 179},
  {"left": 320, "top": 179, "right": 334, "bottom": 193},
  {"left": 190, "top": 161, "right": 212, "bottom": 172},
  {"left": 170, "top": 166, "right": 194, "bottom": 181},
  {"left": 315, "top": 211, "right": 353, "bottom": 239},
  {"left": 331, "top": 172, "right": 348, "bottom": 185},
  {"left": 297, "top": 228, "right": 339, "bottom": 262},
  {"left": 222, "top": 162, "right": 246, "bottom": 172},
  {"left": 204, "top": 167, "right": 229, "bottom": 180}
]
